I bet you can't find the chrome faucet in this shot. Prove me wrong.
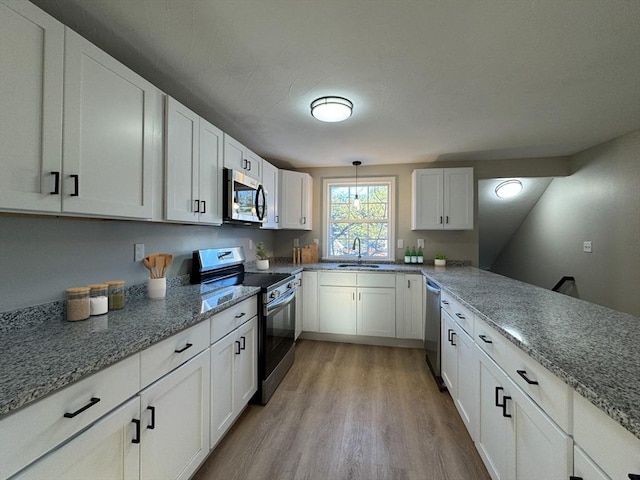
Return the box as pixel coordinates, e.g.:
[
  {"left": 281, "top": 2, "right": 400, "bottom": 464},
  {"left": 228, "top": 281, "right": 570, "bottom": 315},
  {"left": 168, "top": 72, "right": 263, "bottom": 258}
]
[{"left": 352, "top": 237, "right": 362, "bottom": 262}]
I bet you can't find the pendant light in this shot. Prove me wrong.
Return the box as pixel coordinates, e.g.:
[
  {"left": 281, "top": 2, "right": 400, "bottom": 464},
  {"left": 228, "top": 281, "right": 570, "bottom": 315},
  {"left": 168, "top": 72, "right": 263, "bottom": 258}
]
[{"left": 353, "top": 161, "right": 361, "bottom": 210}]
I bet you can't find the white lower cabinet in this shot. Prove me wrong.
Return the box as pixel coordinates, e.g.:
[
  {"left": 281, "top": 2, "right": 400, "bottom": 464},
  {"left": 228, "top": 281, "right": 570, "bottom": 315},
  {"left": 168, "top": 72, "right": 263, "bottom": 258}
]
[
  {"left": 210, "top": 316, "right": 258, "bottom": 449},
  {"left": 319, "top": 285, "right": 357, "bottom": 334},
  {"left": 294, "top": 272, "right": 303, "bottom": 340},
  {"left": 441, "top": 311, "right": 458, "bottom": 395},
  {"left": 14, "top": 397, "right": 141, "bottom": 480},
  {"left": 396, "top": 274, "right": 424, "bottom": 340},
  {"left": 357, "top": 287, "right": 396, "bottom": 337},
  {"left": 476, "top": 348, "right": 572, "bottom": 480},
  {"left": 301, "top": 271, "right": 319, "bottom": 332},
  {"left": 139, "top": 349, "right": 210, "bottom": 480}
]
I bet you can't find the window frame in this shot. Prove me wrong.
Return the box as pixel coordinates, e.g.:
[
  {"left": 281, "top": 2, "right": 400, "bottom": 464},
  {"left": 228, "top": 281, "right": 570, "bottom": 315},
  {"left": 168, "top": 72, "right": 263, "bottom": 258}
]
[{"left": 322, "top": 176, "right": 396, "bottom": 261}]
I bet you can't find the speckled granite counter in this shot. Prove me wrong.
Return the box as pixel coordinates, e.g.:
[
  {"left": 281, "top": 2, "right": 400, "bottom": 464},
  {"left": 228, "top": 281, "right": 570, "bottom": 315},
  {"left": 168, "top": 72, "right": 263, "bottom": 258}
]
[
  {"left": 0, "top": 283, "right": 260, "bottom": 416},
  {"left": 248, "top": 261, "right": 640, "bottom": 439}
]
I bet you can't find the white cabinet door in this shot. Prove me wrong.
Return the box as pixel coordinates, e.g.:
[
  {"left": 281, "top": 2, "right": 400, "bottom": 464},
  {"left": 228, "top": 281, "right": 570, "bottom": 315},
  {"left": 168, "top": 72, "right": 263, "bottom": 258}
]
[
  {"left": 234, "top": 317, "right": 258, "bottom": 411},
  {"left": 245, "top": 148, "right": 263, "bottom": 181},
  {"left": 294, "top": 272, "right": 303, "bottom": 339},
  {"left": 302, "top": 271, "right": 319, "bottom": 332},
  {"left": 261, "top": 160, "right": 279, "bottom": 229},
  {"left": 165, "top": 97, "right": 199, "bottom": 223},
  {"left": 397, "top": 274, "right": 424, "bottom": 339},
  {"left": 0, "top": 1, "right": 63, "bottom": 213},
  {"left": 139, "top": 349, "right": 210, "bottom": 480},
  {"left": 411, "top": 168, "right": 473, "bottom": 230},
  {"left": 319, "top": 286, "right": 356, "bottom": 334},
  {"left": 63, "top": 28, "right": 158, "bottom": 219},
  {"left": 223, "top": 134, "right": 261, "bottom": 180},
  {"left": 455, "top": 326, "right": 478, "bottom": 440},
  {"left": 279, "top": 170, "right": 312, "bottom": 230},
  {"left": 443, "top": 167, "right": 474, "bottom": 230},
  {"left": 573, "top": 445, "right": 609, "bottom": 480},
  {"left": 14, "top": 397, "right": 141, "bottom": 480},
  {"left": 197, "top": 118, "right": 223, "bottom": 225},
  {"left": 357, "top": 287, "right": 396, "bottom": 337},
  {"left": 210, "top": 330, "right": 236, "bottom": 449},
  {"left": 440, "top": 311, "right": 458, "bottom": 395}
]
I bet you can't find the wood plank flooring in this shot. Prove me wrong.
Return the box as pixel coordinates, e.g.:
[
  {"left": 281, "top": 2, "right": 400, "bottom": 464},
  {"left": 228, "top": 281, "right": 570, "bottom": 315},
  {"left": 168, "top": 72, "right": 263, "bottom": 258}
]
[{"left": 193, "top": 340, "right": 490, "bottom": 480}]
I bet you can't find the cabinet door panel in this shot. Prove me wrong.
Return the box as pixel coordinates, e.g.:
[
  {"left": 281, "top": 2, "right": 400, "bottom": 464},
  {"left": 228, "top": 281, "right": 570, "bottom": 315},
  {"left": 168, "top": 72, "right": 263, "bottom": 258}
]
[
  {"left": 455, "top": 327, "right": 478, "bottom": 440},
  {"left": 140, "top": 350, "right": 210, "bottom": 480},
  {"left": 302, "top": 271, "right": 319, "bottom": 332},
  {"left": 198, "top": 118, "right": 223, "bottom": 224},
  {"left": 319, "top": 286, "right": 356, "bottom": 334},
  {"left": 63, "top": 28, "right": 157, "bottom": 219},
  {"left": 440, "top": 312, "right": 457, "bottom": 394},
  {"left": 0, "top": 1, "right": 63, "bottom": 212},
  {"left": 223, "top": 134, "right": 245, "bottom": 172},
  {"left": 211, "top": 331, "right": 236, "bottom": 448},
  {"left": 235, "top": 317, "right": 258, "bottom": 410},
  {"left": 261, "top": 160, "right": 279, "bottom": 229},
  {"left": 443, "top": 168, "right": 473, "bottom": 230},
  {"left": 357, "top": 287, "right": 395, "bottom": 337},
  {"left": 14, "top": 397, "right": 140, "bottom": 480},
  {"left": 411, "top": 169, "right": 443, "bottom": 229}
]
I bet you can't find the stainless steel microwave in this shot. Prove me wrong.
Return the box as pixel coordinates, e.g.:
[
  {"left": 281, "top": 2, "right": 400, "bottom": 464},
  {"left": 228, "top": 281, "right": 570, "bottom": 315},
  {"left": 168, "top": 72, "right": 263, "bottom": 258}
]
[{"left": 223, "top": 168, "right": 266, "bottom": 225}]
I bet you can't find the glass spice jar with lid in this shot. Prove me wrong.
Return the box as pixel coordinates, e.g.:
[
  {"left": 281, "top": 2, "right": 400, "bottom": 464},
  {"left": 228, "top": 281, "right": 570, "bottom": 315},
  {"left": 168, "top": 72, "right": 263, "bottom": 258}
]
[
  {"left": 107, "top": 280, "right": 125, "bottom": 310},
  {"left": 66, "top": 287, "right": 91, "bottom": 321},
  {"left": 87, "top": 283, "right": 109, "bottom": 316}
]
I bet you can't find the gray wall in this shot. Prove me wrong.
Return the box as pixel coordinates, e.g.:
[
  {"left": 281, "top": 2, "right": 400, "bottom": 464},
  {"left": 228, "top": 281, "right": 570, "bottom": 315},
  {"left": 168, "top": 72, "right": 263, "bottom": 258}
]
[
  {"left": 0, "top": 216, "right": 274, "bottom": 312},
  {"left": 492, "top": 129, "right": 640, "bottom": 316}
]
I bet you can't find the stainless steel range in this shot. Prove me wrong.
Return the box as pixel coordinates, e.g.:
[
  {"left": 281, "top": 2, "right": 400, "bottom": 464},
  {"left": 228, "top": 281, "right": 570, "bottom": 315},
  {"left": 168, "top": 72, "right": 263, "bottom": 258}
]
[{"left": 191, "top": 247, "right": 296, "bottom": 404}]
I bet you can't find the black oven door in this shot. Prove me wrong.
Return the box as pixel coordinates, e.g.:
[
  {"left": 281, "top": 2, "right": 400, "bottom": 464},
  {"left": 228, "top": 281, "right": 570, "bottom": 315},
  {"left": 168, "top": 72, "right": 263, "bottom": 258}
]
[{"left": 264, "top": 287, "right": 295, "bottom": 379}]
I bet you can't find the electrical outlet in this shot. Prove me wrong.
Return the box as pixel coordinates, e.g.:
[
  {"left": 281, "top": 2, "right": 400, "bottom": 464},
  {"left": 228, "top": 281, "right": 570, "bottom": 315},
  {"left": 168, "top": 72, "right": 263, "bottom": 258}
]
[
  {"left": 293, "top": 238, "right": 299, "bottom": 247},
  {"left": 248, "top": 239, "right": 254, "bottom": 250},
  {"left": 417, "top": 238, "right": 425, "bottom": 248},
  {"left": 583, "top": 241, "right": 592, "bottom": 253},
  {"left": 397, "top": 239, "right": 404, "bottom": 249},
  {"left": 313, "top": 238, "right": 319, "bottom": 245},
  {"left": 134, "top": 243, "right": 145, "bottom": 262}
]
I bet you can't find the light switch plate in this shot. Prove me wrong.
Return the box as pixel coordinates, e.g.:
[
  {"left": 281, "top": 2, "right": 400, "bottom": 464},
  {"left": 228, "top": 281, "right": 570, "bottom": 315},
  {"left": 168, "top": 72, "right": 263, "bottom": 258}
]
[
  {"left": 134, "top": 243, "right": 145, "bottom": 262},
  {"left": 417, "top": 239, "right": 425, "bottom": 248},
  {"left": 583, "top": 241, "right": 592, "bottom": 253},
  {"left": 397, "top": 239, "right": 404, "bottom": 249}
]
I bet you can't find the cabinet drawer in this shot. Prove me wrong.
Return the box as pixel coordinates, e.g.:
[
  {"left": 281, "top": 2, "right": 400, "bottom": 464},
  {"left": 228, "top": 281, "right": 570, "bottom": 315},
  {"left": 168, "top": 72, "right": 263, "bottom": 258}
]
[
  {"left": 503, "top": 340, "right": 571, "bottom": 432},
  {"left": 140, "top": 320, "right": 210, "bottom": 388},
  {"left": 0, "top": 354, "right": 140, "bottom": 480},
  {"left": 574, "top": 392, "right": 640, "bottom": 480},
  {"left": 357, "top": 272, "right": 395, "bottom": 288},
  {"left": 440, "top": 291, "right": 474, "bottom": 336},
  {"left": 211, "top": 296, "right": 258, "bottom": 344},
  {"left": 474, "top": 319, "right": 508, "bottom": 369},
  {"left": 318, "top": 272, "right": 356, "bottom": 286}
]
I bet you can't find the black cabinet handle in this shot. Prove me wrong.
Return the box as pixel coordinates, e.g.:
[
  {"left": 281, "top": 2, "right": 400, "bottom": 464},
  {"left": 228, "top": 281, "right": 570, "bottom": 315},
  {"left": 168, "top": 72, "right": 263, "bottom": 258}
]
[
  {"left": 446, "top": 215, "right": 449, "bottom": 224},
  {"left": 235, "top": 312, "right": 246, "bottom": 319},
  {"left": 194, "top": 199, "right": 200, "bottom": 213},
  {"left": 628, "top": 475, "right": 640, "bottom": 480},
  {"left": 479, "top": 334, "right": 493, "bottom": 344},
  {"left": 447, "top": 328, "right": 453, "bottom": 342},
  {"left": 240, "top": 336, "right": 246, "bottom": 350},
  {"left": 235, "top": 340, "right": 241, "bottom": 355},
  {"left": 50, "top": 171, "right": 60, "bottom": 195},
  {"left": 455, "top": 313, "right": 466, "bottom": 320},
  {"left": 450, "top": 331, "right": 456, "bottom": 346},
  {"left": 495, "top": 386, "right": 505, "bottom": 408},
  {"left": 517, "top": 370, "right": 539, "bottom": 385},
  {"left": 569, "top": 476, "right": 583, "bottom": 480},
  {"left": 201, "top": 200, "right": 206, "bottom": 213},
  {"left": 441, "top": 300, "right": 449, "bottom": 306},
  {"left": 440, "top": 216, "right": 443, "bottom": 224},
  {"left": 131, "top": 419, "right": 141, "bottom": 444},
  {"left": 502, "top": 396, "right": 512, "bottom": 418},
  {"left": 147, "top": 406, "right": 155, "bottom": 429},
  {"left": 64, "top": 397, "right": 100, "bottom": 418},
  {"left": 70, "top": 174, "right": 79, "bottom": 197},
  {"left": 174, "top": 342, "right": 193, "bottom": 354}
]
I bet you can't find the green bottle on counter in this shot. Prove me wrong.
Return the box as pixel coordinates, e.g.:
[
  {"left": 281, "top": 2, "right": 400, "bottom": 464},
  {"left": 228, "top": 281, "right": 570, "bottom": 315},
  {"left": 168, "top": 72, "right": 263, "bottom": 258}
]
[
  {"left": 411, "top": 247, "right": 417, "bottom": 263},
  {"left": 417, "top": 246, "right": 424, "bottom": 264},
  {"left": 404, "top": 247, "right": 411, "bottom": 264}
]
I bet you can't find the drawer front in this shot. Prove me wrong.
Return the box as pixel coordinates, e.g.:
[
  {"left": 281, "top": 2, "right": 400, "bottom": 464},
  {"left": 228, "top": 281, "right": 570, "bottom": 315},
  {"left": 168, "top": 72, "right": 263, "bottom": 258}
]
[
  {"left": 504, "top": 340, "right": 571, "bottom": 432},
  {"left": 357, "top": 272, "right": 396, "bottom": 288},
  {"left": 318, "top": 271, "right": 356, "bottom": 286},
  {"left": 140, "top": 320, "right": 210, "bottom": 388},
  {"left": 474, "top": 319, "right": 508, "bottom": 368},
  {"left": 211, "top": 296, "right": 258, "bottom": 344},
  {"left": 574, "top": 393, "right": 640, "bottom": 480},
  {"left": 0, "top": 354, "right": 140, "bottom": 480},
  {"left": 441, "top": 291, "right": 474, "bottom": 336}
]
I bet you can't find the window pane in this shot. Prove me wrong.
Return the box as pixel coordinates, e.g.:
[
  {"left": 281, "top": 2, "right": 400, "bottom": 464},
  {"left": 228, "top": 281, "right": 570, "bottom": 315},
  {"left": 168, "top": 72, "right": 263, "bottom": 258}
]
[{"left": 330, "top": 186, "right": 349, "bottom": 203}]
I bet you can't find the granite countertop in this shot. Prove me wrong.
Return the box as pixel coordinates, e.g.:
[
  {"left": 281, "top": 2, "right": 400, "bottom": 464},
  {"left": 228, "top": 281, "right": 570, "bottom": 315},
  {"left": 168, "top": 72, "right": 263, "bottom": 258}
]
[
  {"left": 0, "top": 283, "right": 260, "bottom": 416},
  {"left": 249, "top": 260, "right": 640, "bottom": 439}
]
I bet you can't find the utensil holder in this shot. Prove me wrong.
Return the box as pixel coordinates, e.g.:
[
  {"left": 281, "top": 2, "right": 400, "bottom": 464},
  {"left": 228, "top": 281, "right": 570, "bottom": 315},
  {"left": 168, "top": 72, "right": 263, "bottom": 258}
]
[{"left": 148, "top": 277, "right": 166, "bottom": 299}]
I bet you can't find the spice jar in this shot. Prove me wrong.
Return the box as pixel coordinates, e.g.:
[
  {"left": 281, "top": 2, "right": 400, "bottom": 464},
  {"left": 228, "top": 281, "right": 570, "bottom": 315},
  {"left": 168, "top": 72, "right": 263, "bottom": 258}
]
[
  {"left": 107, "top": 280, "right": 125, "bottom": 310},
  {"left": 66, "top": 287, "right": 91, "bottom": 321},
  {"left": 88, "top": 283, "right": 109, "bottom": 316}
]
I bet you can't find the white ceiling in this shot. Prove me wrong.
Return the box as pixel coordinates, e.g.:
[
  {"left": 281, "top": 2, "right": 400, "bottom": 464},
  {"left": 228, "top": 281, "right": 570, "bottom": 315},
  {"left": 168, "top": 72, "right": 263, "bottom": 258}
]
[{"left": 31, "top": 0, "right": 640, "bottom": 168}]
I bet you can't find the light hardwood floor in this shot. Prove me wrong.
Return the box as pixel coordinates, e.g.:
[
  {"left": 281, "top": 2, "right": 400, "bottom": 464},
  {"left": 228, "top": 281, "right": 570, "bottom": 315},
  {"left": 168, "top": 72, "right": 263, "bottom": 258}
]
[{"left": 193, "top": 340, "right": 490, "bottom": 480}]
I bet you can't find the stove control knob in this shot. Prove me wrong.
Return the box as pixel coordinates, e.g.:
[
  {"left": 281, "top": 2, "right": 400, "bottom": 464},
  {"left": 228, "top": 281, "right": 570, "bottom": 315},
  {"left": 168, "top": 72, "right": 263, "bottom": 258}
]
[{"left": 270, "top": 291, "right": 280, "bottom": 299}]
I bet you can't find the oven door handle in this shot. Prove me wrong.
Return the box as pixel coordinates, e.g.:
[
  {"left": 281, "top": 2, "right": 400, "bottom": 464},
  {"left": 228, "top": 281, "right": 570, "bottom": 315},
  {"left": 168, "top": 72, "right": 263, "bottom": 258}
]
[{"left": 266, "top": 287, "right": 296, "bottom": 314}]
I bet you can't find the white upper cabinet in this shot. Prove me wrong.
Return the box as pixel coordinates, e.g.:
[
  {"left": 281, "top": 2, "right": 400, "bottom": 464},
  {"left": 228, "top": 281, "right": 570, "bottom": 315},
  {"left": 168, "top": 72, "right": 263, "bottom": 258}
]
[
  {"left": 223, "top": 134, "right": 262, "bottom": 181},
  {"left": 0, "top": 0, "right": 64, "bottom": 213},
  {"left": 411, "top": 167, "right": 474, "bottom": 230},
  {"left": 279, "top": 169, "right": 312, "bottom": 230},
  {"left": 62, "top": 28, "right": 160, "bottom": 219},
  {"left": 261, "top": 160, "right": 279, "bottom": 229},
  {"left": 165, "top": 97, "right": 223, "bottom": 225}
]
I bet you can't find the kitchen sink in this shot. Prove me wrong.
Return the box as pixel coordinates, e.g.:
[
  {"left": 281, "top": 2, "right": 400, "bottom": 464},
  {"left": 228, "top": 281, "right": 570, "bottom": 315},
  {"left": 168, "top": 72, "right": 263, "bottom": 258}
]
[{"left": 337, "top": 264, "right": 380, "bottom": 268}]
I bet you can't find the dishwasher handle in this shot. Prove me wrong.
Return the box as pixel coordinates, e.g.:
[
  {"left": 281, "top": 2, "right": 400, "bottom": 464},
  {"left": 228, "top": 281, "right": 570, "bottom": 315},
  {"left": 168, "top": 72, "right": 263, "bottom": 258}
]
[{"left": 426, "top": 281, "right": 441, "bottom": 295}]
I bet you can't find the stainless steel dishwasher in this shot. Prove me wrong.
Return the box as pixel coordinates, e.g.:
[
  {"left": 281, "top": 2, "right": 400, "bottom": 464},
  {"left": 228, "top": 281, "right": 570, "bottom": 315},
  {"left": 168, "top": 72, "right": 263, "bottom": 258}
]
[{"left": 425, "top": 280, "right": 446, "bottom": 391}]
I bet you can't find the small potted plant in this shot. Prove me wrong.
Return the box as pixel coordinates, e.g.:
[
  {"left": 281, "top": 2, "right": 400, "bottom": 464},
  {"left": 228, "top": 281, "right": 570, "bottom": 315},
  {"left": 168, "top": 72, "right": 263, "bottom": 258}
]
[
  {"left": 434, "top": 254, "right": 447, "bottom": 267},
  {"left": 255, "top": 242, "right": 270, "bottom": 270}
]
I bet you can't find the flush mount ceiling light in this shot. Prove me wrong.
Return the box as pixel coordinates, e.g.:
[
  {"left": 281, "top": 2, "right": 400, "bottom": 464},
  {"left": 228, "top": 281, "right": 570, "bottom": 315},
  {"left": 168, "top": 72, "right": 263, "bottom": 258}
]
[
  {"left": 352, "top": 160, "right": 361, "bottom": 210},
  {"left": 495, "top": 179, "right": 523, "bottom": 199},
  {"left": 310, "top": 96, "right": 353, "bottom": 122}
]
